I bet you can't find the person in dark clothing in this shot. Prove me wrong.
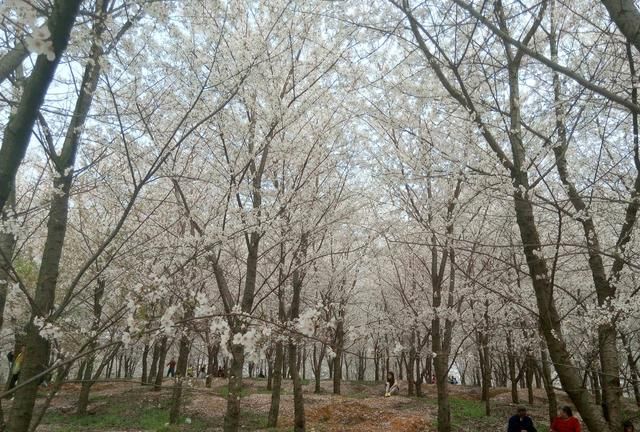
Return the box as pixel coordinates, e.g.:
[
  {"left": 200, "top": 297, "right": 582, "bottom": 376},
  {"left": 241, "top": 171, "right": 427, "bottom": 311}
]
[
  {"left": 166, "top": 358, "right": 176, "bottom": 377},
  {"left": 507, "top": 407, "right": 537, "bottom": 432},
  {"left": 384, "top": 371, "right": 399, "bottom": 397},
  {"left": 624, "top": 420, "right": 635, "bottom": 432}
]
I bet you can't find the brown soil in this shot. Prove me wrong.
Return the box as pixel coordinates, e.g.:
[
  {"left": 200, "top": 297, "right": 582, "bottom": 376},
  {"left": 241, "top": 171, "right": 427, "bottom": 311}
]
[{"left": 300, "top": 399, "right": 429, "bottom": 432}]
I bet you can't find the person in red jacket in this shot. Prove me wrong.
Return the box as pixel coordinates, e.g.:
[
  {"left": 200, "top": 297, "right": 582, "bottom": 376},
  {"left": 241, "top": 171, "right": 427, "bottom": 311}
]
[{"left": 551, "top": 406, "right": 581, "bottom": 432}]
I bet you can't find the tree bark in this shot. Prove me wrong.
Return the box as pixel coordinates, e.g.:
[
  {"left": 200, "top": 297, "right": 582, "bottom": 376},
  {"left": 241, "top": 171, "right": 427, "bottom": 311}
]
[
  {"left": 539, "top": 343, "right": 557, "bottom": 424},
  {"left": 148, "top": 342, "right": 160, "bottom": 385},
  {"left": 169, "top": 333, "right": 190, "bottom": 424},
  {"left": 0, "top": 0, "right": 82, "bottom": 213},
  {"left": 0, "top": 42, "right": 29, "bottom": 85},
  {"left": 140, "top": 344, "right": 149, "bottom": 385},
  {"left": 601, "top": 0, "right": 640, "bottom": 54},
  {"left": 507, "top": 334, "right": 519, "bottom": 404},
  {"left": 223, "top": 343, "right": 245, "bottom": 432},
  {"left": 154, "top": 336, "right": 168, "bottom": 391},
  {"left": 267, "top": 341, "right": 284, "bottom": 427},
  {"left": 333, "top": 315, "right": 344, "bottom": 395}
]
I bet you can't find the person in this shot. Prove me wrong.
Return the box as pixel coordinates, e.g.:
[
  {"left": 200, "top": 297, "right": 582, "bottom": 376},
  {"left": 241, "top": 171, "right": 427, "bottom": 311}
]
[
  {"left": 551, "top": 406, "right": 581, "bottom": 432},
  {"left": 385, "top": 371, "right": 399, "bottom": 397},
  {"left": 197, "top": 366, "right": 206, "bottom": 379},
  {"left": 507, "top": 407, "right": 537, "bottom": 432},
  {"left": 624, "top": 420, "right": 635, "bottom": 432},
  {"left": 9, "top": 346, "right": 25, "bottom": 392},
  {"left": 166, "top": 358, "right": 176, "bottom": 378},
  {"left": 217, "top": 366, "right": 226, "bottom": 378}
]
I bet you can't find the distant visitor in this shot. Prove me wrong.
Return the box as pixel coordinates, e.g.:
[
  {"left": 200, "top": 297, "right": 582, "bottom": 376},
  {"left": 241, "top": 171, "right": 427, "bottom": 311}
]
[
  {"left": 166, "top": 358, "right": 176, "bottom": 378},
  {"left": 385, "top": 371, "right": 399, "bottom": 397},
  {"left": 507, "top": 406, "right": 537, "bottom": 432},
  {"left": 551, "top": 406, "right": 581, "bottom": 432}
]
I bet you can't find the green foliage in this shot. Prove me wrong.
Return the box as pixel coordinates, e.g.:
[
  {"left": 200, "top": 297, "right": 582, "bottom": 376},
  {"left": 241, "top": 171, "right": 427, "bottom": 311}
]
[{"left": 42, "top": 399, "right": 207, "bottom": 431}]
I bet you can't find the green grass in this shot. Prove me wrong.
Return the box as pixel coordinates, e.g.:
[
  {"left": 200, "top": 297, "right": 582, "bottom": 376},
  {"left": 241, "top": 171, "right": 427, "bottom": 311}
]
[
  {"left": 442, "top": 397, "right": 551, "bottom": 432},
  {"left": 42, "top": 397, "right": 208, "bottom": 431},
  {"left": 216, "top": 384, "right": 251, "bottom": 398},
  {"left": 450, "top": 398, "right": 485, "bottom": 419}
]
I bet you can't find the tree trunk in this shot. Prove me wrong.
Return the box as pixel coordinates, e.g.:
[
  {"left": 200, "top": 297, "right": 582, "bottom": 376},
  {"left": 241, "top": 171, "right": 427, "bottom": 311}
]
[
  {"left": 148, "top": 342, "right": 160, "bottom": 385},
  {"left": 169, "top": 333, "right": 190, "bottom": 424},
  {"left": 289, "top": 341, "right": 305, "bottom": 432},
  {"left": 223, "top": 343, "right": 244, "bottom": 432},
  {"left": 266, "top": 350, "right": 273, "bottom": 391},
  {"left": 333, "top": 316, "right": 344, "bottom": 395},
  {"left": 140, "top": 344, "right": 149, "bottom": 385},
  {"left": 592, "top": 371, "right": 602, "bottom": 405},
  {"left": 206, "top": 344, "right": 218, "bottom": 388},
  {"left": 622, "top": 332, "right": 640, "bottom": 406},
  {"left": 526, "top": 355, "right": 534, "bottom": 405},
  {"left": 600, "top": 0, "right": 640, "bottom": 54},
  {"left": 288, "top": 259, "right": 306, "bottom": 432},
  {"left": 8, "top": 5, "right": 109, "bottom": 427},
  {"left": 267, "top": 341, "right": 284, "bottom": 427},
  {"left": 507, "top": 334, "right": 519, "bottom": 404},
  {"left": 539, "top": 344, "right": 557, "bottom": 424},
  {"left": 154, "top": 336, "right": 168, "bottom": 391},
  {"left": 0, "top": 0, "right": 83, "bottom": 213},
  {"left": 75, "top": 362, "right": 86, "bottom": 382}
]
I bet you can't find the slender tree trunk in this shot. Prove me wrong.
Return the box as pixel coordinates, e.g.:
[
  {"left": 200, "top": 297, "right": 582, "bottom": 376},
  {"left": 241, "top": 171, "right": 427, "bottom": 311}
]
[
  {"left": 539, "top": 343, "right": 557, "bottom": 424},
  {"left": 154, "top": 336, "right": 168, "bottom": 391},
  {"left": 267, "top": 341, "right": 284, "bottom": 427},
  {"left": 7, "top": 4, "right": 107, "bottom": 428},
  {"left": 406, "top": 336, "right": 416, "bottom": 396},
  {"left": 622, "top": 332, "right": 640, "bottom": 406},
  {"left": 289, "top": 341, "right": 305, "bottom": 432},
  {"left": 169, "top": 333, "right": 190, "bottom": 424},
  {"left": 333, "top": 316, "right": 344, "bottom": 395},
  {"left": 76, "top": 356, "right": 94, "bottom": 415},
  {"left": 75, "top": 362, "right": 86, "bottom": 382},
  {"left": 148, "top": 343, "right": 160, "bottom": 385},
  {"left": 526, "top": 355, "right": 534, "bottom": 405},
  {"left": 592, "top": 371, "right": 602, "bottom": 405},
  {"left": 288, "top": 258, "right": 306, "bottom": 432},
  {"left": 223, "top": 343, "right": 245, "bottom": 432},
  {"left": 266, "top": 350, "right": 273, "bottom": 391},
  {"left": 0, "top": 0, "right": 83, "bottom": 213},
  {"left": 507, "top": 334, "right": 519, "bottom": 404},
  {"left": 141, "top": 344, "right": 150, "bottom": 385},
  {"left": 206, "top": 344, "right": 218, "bottom": 388}
]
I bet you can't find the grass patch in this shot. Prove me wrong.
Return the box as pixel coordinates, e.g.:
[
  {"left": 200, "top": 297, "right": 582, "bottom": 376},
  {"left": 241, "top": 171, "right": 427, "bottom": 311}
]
[
  {"left": 42, "top": 395, "right": 208, "bottom": 431},
  {"left": 450, "top": 398, "right": 485, "bottom": 419},
  {"left": 216, "top": 384, "right": 251, "bottom": 398}
]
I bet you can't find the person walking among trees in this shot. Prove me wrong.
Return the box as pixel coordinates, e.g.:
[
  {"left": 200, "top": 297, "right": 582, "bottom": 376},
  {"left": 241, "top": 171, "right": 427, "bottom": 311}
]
[
  {"left": 507, "top": 407, "right": 537, "bottom": 432},
  {"left": 384, "top": 371, "right": 399, "bottom": 397},
  {"left": 166, "top": 358, "right": 176, "bottom": 378},
  {"left": 551, "top": 406, "right": 581, "bottom": 432}
]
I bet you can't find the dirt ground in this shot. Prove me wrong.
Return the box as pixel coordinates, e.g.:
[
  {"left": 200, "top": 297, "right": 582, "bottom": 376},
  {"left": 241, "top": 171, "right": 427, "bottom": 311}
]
[{"left": 28, "top": 378, "right": 628, "bottom": 431}]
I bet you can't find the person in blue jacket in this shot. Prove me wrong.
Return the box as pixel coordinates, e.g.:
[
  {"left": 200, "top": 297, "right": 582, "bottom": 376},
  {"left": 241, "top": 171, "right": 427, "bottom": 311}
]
[{"left": 507, "top": 407, "right": 537, "bottom": 432}]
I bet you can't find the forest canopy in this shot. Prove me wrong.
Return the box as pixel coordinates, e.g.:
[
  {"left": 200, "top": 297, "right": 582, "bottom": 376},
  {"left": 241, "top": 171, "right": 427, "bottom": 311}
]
[{"left": 1, "top": 1, "right": 640, "bottom": 431}]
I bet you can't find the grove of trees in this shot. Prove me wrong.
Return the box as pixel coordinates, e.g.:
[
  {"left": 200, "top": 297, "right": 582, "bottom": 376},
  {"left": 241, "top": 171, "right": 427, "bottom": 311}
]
[{"left": 2, "top": 0, "right": 640, "bottom": 431}]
